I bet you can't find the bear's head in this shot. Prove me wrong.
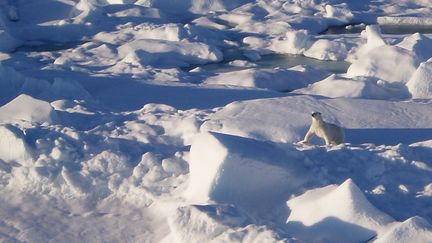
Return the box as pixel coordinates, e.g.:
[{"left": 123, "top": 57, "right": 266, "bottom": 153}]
[{"left": 311, "top": 112, "right": 322, "bottom": 120}]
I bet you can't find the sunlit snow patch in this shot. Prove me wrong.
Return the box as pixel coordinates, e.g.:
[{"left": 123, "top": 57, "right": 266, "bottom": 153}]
[
  {"left": 0, "top": 124, "right": 33, "bottom": 163},
  {"left": 164, "top": 204, "right": 288, "bottom": 243},
  {"left": 185, "top": 132, "right": 309, "bottom": 211},
  {"left": 0, "top": 94, "right": 58, "bottom": 124},
  {"left": 407, "top": 59, "right": 432, "bottom": 99},
  {"left": 286, "top": 178, "right": 394, "bottom": 242}
]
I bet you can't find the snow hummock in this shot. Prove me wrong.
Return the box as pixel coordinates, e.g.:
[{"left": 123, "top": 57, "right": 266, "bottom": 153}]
[
  {"left": 347, "top": 45, "right": 420, "bottom": 83},
  {"left": 203, "top": 66, "right": 327, "bottom": 91},
  {"left": 297, "top": 74, "right": 410, "bottom": 99},
  {"left": 286, "top": 179, "right": 394, "bottom": 242},
  {"left": 271, "top": 29, "right": 311, "bottom": 55},
  {"left": 0, "top": 94, "right": 58, "bottom": 124},
  {"left": 407, "top": 59, "right": 432, "bottom": 99},
  {"left": 397, "top": 33, "right": 432, "bottom": 61},
  {"left": 376, "top": 216, "right": 432, "bottom": 243},
  {"left": 0, "top": 124, "right": 33, "bottom": 163},
  {"left": 165, "top": 204, "right": 285, "bottom": 242},
  {"left": 118, "top": 39, "right": 223, "bottom": 68},
  {"left": 1, "top": 0, "right": 432, "bottom": 241},
  {"left": 185, "top": 132, "right": 308, "bottom": 211}
]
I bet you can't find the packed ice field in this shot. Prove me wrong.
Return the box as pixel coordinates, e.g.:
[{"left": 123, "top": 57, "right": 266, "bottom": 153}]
[{"left": 0, "top": 0, "right": 432, "bottom": 242}]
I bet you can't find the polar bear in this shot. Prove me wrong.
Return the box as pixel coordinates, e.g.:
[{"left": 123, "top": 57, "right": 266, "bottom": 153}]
[{"left": 300, "top": 112, "right": 344, "bottom": 145}]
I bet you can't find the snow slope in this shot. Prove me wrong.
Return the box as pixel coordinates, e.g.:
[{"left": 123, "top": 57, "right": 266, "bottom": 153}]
[{"left": 0, "top": 0, "right": 431, "bottom": 242}]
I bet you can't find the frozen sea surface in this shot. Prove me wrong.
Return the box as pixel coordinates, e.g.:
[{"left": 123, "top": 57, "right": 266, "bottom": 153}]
[{"left": 0, "top": 0, "right": 432, "bottom": 242}]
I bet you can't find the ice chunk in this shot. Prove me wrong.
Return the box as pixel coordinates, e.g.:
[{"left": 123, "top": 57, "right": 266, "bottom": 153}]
[
  {"left": 185, "top": 132, "right": 309, "bottom": 209},
  {"left": 324, "top": 4, "right": 353, "bottom": 19},
  {"left": 304, "top": 39, "right": 347, "bottom": 61},
  {"left": 0, "top": 94, "right": 58, "bottom": 124},
  {"left": 286, "top": 179, "right": 394, "bottom": 242},
  {"left": 397, "top": 33, "right": 432, "bottom": 61},
  {"left": 407, "top": 60, "right": 432, "bottom": 99},
  {"left": 347, "top": 45, "right": 420, "bottom": 83},
  {"left": 297, "top": 74, "right": 410, "bottom": 99},
  {"left": 0, "top": 124, "right": 33, "bottom": 163},
  {"left": 271, "top": 30, "right": 311, "bottom": 55},
  {"left": 376, "top": 216, "right": 432, "bottom": 243},
  {"left": 204, "top": 67, "right": 326, "bottom": 92},
  {"left": 118, "top": 39, "right": 222, "bottom": 68},
  {"left": 166, "top": 204, "right": 285, "bottom": 243}
]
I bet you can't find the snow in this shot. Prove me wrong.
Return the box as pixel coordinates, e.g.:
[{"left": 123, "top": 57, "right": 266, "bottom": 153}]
[
  {"left": 0, "top": 94, "right": 58, "bottom": 124},
  {"left": 286, "top": 179, "right": 394, "bottom": 242},
  {"left": 203, "top": 66, "right": 327, "bottom": 91},
  {"left": 1, "top": 0, "right": 432, "bottom": 242},
  {"left": 376, "top": 216, "right": 432, "bottom": 243},
  {"left": 186, "top": 132, "right": 308, "bottom": 214},
  {"left": 407, "top": 59, "right": 432, "bottom": 99},
  {"left": 347, "top": 45, "right": 420, "bottom": 83},
  {"left": 0, "top": 124, "right": 33, "bottom": 163},
  {"left": 297, "top": 74, "right": 410, "bottom": 99}
]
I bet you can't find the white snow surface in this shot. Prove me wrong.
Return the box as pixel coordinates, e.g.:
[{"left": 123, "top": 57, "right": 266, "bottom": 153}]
[{"left": 0, "top": 0, "right": 432, "bottom": 242}]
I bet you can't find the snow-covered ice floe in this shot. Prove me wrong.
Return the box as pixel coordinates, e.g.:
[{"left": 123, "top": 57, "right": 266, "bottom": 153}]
[{"left": 0, "top": 0, "right": 432, "bottom": 242}]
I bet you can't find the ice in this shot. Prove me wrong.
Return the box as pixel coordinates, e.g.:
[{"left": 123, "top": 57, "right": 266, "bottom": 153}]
[
  {"left": 286, "top": 179, "right": 394, "bottom": 242},
  {"left": 202, "top": 95, "right": 432, "bottom": 144},
  {"left": 166, "top": 204, "right": 286, "bottom": 242},
  {"left": 203, "top": 66, "right": 327, "bottom": 92},
  {"left": 347, "top": 45, "right": 420, "bottom": 83},
  {"left": 1, "top": 0, "right": 432, "bottom": 241},
  {"left": 304, "top": 39, "right": 348, "bottom": 61},
  {"left": 118, "top": 39, "right": 223, "bottom": 68},
  {"left": 397, "top": 33, "right": 432, "bottom": 61},
  {"left": 376, "top": 216, "right": 432, "bottom": 243},
  {"left": 324, "top": 4, "right": 353, "bottom": 21},
  {"left": 271, "top": 29, "right": 311, "bottom": 55},
  {"left": 297, "top": 74, "right": 410, "bottom": 99},
  {"left": 185, "top": 132, "right": 309, "bottom": 213},
  {"left": 0, "top": 94, "right": 58, "bottom": 124},
  {"left": 407, "top": 59, "right": 432, "bottom": 99},
  {"left": 0, "top": 124, "right": 33, "bottom": 163}
]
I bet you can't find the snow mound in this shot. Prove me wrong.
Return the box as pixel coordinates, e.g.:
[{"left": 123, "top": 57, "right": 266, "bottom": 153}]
[
  {"left": 324, "top": 4, "right": 353, "bottom": 21},
  {"left": 118, "top": 39, "right": 222, "bottom": 68},
  {"left": 304, "top": 39, "right": 347, "bottom": 61},
  {"left": 185, "top": 132, "right": 309, "bottom": 210},
  {"left": 297, "top": 74, "right": 410, "bottom": 99},
  {"left": 204, "top": 67, "right": 327, "bottom": 92},
  {"left": 286, "top": 178, "right": 394, "bottom": 242},
  {"left": 397, "top": 33, "right": 432, "bottom": 62},
  {"left": 271, "top": 30, "right": 311, "bottom": 55},
  {"left": 134, "top": 23, "right": 186, "bottom": 42},
  {"left": 166, "top": 204, "right": 286, "bottom": 243},
  {"left": 347, "top": 45, "right": 420, "bottom": 83},
  {"left": 203, "top": 95, "right": 432, "bottom": 144},
  {"left": 0, "top": 124, "right": 33, "bottom": 163},
  {"left": 376, "top": 216, "right": 432, "bottom": 243},
  {"left": 407, "top": 59, "right": 432, "bottom": 99},
  {"left": 141, "top": 0, "right": 249, "bottom": 15},
  {"left": 347, "top": 25, "right": 385, "bottom": 62},
  {"left": 0, "top": 94, "right": 58, "bottom": 124}
]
